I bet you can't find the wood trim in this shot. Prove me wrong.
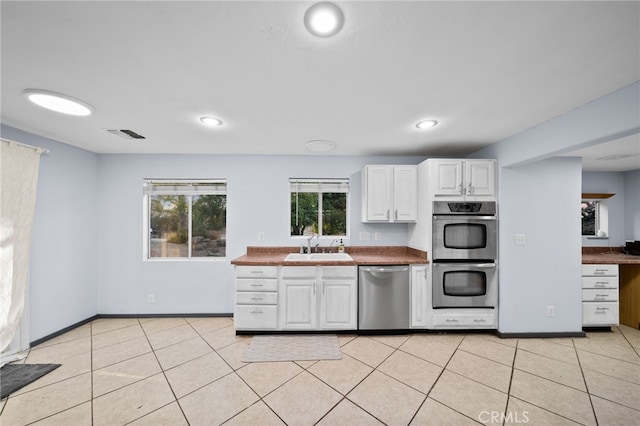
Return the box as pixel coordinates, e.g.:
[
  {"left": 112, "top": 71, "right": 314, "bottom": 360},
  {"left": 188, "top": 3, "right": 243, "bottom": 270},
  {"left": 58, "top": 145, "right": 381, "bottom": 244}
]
[
  {"left": 619, "top": 264, "right": 640, "bottom": 330},
  {"left": 582, "top": 193, "right": 615, "bottom": 199}
]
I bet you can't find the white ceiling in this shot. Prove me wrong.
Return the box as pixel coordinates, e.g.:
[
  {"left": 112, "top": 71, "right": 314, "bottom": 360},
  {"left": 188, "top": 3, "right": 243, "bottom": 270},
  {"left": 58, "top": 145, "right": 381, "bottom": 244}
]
[{"left": 1, "top": 1, "right": 639, "bottom": 170}]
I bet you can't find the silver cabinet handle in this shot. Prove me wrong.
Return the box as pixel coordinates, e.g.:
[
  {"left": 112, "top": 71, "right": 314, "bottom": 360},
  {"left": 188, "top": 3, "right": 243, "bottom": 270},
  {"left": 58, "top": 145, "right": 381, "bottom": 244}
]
[
  {"left": 594, "top": 282, "right": 608, "bottom": 287},
  {"left": 395, "top": 209, "right": 398, "bottom": 220},
  {"left": 250, "top": 309, "right": 263, "bottom": 314},
  {"left": 445, "top": 318, "right": 459, "bottom": 323},
  {"left": 250, "top": 283, "right": 263, "bottom": 287},
  {"left": 250, "top": 296, "right": 263, "bottom": 301},
  {"left": 473, "top": 318, "right": 486, "bottom": 323}
]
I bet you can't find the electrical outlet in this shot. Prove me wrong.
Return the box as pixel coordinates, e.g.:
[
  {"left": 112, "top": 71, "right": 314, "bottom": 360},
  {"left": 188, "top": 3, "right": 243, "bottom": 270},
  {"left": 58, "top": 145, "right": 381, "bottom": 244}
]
[
  {"left": 258, "top": 232, "right": 265, "bottom": 241},
  {"left": 147, "top": 294, "right": 155, "bottom": 304},
  {"left": 515, "top": 234, "right": 526, "bottom": 246},
  {"left": 374, "top": 232, "right": 382, "bottom": 241},
  {"left": 359, "top": 231, "right": 371, "bottom": 241},
  {"left": 547, "top": 305, "right": 555, "bottom": 317}
]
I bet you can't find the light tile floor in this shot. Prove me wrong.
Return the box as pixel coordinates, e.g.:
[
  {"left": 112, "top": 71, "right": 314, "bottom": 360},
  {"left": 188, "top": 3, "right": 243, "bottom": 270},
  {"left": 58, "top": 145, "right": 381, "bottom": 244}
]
[{"left": 1, "top": 317, "right": 640, "bottom": 425}]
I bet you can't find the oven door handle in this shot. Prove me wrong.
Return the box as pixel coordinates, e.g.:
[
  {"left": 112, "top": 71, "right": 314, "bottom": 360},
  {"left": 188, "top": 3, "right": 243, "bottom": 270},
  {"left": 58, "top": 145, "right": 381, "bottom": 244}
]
[
  {"left": 433, "top": 215, "right": 497, "bottom": 220},
  {"left": 433, "top": 263, "right": 496, "bottom": 268}
]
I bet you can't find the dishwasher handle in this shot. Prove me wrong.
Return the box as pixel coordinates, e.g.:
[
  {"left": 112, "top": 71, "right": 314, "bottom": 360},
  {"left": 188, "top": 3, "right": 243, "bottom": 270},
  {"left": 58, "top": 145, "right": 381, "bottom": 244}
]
[{"left": 360, "top": 266, "right": 409, "bottom": 273}]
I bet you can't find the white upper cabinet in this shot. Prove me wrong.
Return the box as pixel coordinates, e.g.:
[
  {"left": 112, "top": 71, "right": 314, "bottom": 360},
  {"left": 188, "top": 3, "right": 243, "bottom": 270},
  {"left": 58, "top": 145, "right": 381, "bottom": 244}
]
[
  {"left": 431, "top": 159, "right": 495, "bottom": 200},
  {"left": 362, "top": 165, "right": 417, "bottom": 222}
]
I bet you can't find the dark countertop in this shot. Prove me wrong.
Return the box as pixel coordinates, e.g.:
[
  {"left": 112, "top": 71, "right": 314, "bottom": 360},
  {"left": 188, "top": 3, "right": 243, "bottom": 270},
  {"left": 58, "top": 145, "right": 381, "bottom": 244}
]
[
  {"left": 231, "top": 246, "right": 429, "bottom": 266},
  {"left": 582, "top": 247, "right": 640, "bottom": 265}
]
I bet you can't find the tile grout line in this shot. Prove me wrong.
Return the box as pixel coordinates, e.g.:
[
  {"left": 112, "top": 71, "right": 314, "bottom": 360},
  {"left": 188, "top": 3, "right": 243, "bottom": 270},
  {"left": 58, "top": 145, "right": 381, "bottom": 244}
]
[
  {"left": 574, "top": 337, "right": 600, "bottom": 426},
  {"left": 90, "top": 320, "right": 94, "bottom": 425},
  {"left": 502, "top": 337, "right": 519, "bottom": 426},
  {"left": 406, "top": 334, "right": 479, "bottom": 425},
  {"left": 182, "top": 319, "right": 288, "bottom": 425},
  {"left": 135, "top": 317, "right": 191, "bottom": 425},
  {"left": 314, "top": 337, "right": 404, "bottom": 426}
]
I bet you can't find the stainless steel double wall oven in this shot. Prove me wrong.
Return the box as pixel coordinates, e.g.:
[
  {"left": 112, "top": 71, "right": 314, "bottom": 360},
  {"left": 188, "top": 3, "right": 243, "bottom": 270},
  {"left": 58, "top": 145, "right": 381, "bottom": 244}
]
[{"left": 432, "top": 201, "right": 498, "bottom": 308}]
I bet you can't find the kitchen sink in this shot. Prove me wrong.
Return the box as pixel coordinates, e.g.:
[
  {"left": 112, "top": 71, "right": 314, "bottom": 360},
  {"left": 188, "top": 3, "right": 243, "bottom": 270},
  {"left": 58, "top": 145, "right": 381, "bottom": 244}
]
[{"left": 284, "top": 253, "right": 353, "bottom": 262}]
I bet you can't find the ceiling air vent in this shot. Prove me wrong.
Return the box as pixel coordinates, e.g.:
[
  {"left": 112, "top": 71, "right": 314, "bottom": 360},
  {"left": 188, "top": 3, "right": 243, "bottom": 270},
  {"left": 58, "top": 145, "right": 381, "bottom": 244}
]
[{"left": 106, "top": 129, "right": 146, "bottom": 140}]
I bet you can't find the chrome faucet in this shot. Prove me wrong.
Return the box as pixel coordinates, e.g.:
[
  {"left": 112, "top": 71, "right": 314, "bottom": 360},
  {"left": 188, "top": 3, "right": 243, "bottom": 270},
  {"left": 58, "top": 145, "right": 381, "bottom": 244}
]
[{"left": 307, "top": 233, "right": 317, "bottom": 254}]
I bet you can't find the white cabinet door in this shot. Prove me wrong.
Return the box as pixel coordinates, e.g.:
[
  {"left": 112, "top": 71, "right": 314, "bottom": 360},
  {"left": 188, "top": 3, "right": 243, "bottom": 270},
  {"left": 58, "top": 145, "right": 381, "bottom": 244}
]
[
  {"left": 466, "top": 160, "right": 495, "bottom": 197},
  {"left": 319, "top": 279, "right": 356, "bottom": 329},
  {"left": 410, "top": 265, "right": 429, "bottom": 327},
  {"left": 432, "top": 160, "right": 463, "bottom": 196},
  {"left": 431, "top": 159, "right": 495, "bottom": 199},
  {"left": 393, "top": 165, "right": 418, "bottom": 222},
  {"left": 280, "top": 280, "right": 317, "bottom": 330},
  {"left": 364, "top": 165, "right": 393, "bottom": 221}
]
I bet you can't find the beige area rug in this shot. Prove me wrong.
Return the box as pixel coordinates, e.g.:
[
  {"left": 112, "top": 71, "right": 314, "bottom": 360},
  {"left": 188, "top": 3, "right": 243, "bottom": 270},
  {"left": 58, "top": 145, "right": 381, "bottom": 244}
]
[{"left": 242, "top": 334, "right": 342, "bottom": 362}]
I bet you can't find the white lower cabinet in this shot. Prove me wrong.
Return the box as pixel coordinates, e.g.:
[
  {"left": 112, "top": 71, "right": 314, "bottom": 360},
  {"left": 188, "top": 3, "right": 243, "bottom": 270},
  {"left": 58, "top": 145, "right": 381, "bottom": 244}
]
[
  {"left": 319, "top": 266, "right": 357, "bottom": 330},
  {"left": 234, "top": 266, "right": 279, "bottom": 330},
  {"left": 280, "top": 266, "right": 317, "bottom": 330},
  {"left": 582, "top": 264, "right": 619, "bottom": 327},
  {"left": 411, "top": 264, "right": 429, "bottom": 328},
  {"left": 279, "top": 266, "right": 357, "bottom": 331}
]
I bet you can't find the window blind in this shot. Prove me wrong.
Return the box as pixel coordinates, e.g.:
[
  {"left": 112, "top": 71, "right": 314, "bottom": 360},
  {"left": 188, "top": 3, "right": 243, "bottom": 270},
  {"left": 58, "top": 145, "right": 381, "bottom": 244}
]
[
  {"left": 289, "top": 178, "right": 349, "bottom": 193},
  {"left": 143, "top": 179, "right": 227, "bottom": 195}
]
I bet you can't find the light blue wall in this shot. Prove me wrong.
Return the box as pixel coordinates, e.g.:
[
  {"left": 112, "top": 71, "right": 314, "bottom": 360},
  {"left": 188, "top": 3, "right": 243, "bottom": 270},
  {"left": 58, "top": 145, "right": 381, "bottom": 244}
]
[
  {"left": 624, "top": 170, "right": 640, "bottom": 241},
  {"left": 96, "top": 154, "right": 422, "bottom": 314},
  {"left": 498, "top": 158, "right": 583, "bottom": 333},
  {"left": 471, "top": 82, "right": 640, "bottom": 333},
  {"left": 1, "top": 125, "right": 98, "bottom": 341},
  {"left": 480, "top": 81, "right": 640, "bottom": 168}
]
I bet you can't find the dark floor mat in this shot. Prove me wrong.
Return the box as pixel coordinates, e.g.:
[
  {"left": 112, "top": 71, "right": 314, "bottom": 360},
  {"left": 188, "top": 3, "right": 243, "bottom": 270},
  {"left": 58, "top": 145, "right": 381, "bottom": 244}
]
[{"left": 0, "top": 363, "right": 61, "bottom": 399}]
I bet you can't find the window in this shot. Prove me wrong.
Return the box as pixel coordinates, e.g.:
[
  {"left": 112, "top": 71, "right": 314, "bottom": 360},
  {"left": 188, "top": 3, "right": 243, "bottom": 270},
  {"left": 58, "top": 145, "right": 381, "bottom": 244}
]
[
  {"left": 144, "top": 180, "right": 226, "bottom": 259},
  {"left": 581, "top": 199, "right": 608, "bottom": 237},
  {"left": 290, "top": 179, "right": 348, "bottom": 237}
]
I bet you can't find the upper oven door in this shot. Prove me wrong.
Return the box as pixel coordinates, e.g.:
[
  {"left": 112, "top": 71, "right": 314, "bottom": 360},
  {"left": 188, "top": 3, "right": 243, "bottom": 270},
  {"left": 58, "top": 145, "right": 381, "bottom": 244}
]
[{"left": 433, "top": 216, "right": 497, "bottom": 260}]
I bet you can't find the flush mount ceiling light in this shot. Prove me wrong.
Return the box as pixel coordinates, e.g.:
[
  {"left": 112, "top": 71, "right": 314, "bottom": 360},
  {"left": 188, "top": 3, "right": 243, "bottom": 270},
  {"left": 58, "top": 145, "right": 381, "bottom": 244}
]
[
  {"left": 305, "top": 140, "right": 336, "bottom": 152},
  {"left": 415, "top": 119, "right": 438, "bottom": 129},
  {"left": 199, "top": 116, "right": 223, "bottom": 127},
  {"left": 304, "top": 2, "right": 345, "bottom": 38},
  {"left": 23, "top": 89, "right": 93, "bottom": 116}
]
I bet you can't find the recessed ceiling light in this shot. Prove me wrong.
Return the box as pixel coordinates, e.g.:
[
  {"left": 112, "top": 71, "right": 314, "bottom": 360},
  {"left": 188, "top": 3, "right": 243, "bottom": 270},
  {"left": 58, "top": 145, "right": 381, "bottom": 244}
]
[
  {"left": 415, "top": 119, "right": 438, "bottom": 129},
  {"left": 305, "top": 140, "right": 336, "bottom": 152},
  {"left": 200, "top": 116, "right": 223, "bottom": 127},
  {"left": 304, "top": 2, "right": 345, "bottom": 38},
  {"left": 23, "top": 89, "right": 93, "bottom": 116}
]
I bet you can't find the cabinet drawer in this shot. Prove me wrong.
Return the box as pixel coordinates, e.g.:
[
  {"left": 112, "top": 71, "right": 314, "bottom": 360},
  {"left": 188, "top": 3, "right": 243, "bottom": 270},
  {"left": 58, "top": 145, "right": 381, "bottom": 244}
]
[
  {"left": 583, "top": 302, "right": 618, "bottom": 326},
  {"left": 582, "top": 276, "right": 618, "bottom": 289},
  {"left": 433, "top": 312, "right": 496, "bottom": 328},
  {"left": 582, "top": 289, "right": 617, "bottom": 302},
  {"left": 281, "top": 266, "right": 316, "bottom": 279},
  {"left": 234, "top": 305, "right": 278, "bottom": 329},
  {"left": 582, "top": 264, "right": 618, "bottom": 277},
  {"left": 321, "top": 266, "right": 356, "bottom": 279},
  {"left": 235, "top": 266, "right": 278, "bottom": 279},
  {"left": 236, "top": 278, "right": 278, "bottom": 292},
  {"left": 236, "top": 292, "right": 278, "bottom": 305}
]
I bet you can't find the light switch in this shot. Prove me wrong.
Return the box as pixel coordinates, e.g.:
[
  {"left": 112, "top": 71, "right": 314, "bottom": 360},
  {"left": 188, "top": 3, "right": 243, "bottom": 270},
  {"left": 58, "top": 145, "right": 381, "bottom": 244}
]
[
  {"left": 515, "top": 234, "right": 526, "bottom": 246},
  {"left": 360, "top": 231, "right": 371, "bottom": 241}
]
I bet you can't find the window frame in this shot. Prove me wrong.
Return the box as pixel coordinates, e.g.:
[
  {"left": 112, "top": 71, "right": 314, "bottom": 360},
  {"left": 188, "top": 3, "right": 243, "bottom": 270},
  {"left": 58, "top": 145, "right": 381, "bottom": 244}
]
[
  {"left": 289, "top": 178, "right": 350, "bottom": 240},
  {"left": 581, "top": 199, "right": 609, "bottom": 238},
  {"left": 142, "top": 179, "right": 227, "bottom": 261}
]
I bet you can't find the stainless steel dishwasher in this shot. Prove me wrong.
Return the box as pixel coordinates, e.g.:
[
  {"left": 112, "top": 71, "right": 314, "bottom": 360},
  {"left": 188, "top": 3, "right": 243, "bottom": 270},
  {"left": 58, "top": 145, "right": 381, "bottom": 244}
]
[{"left": 358, "top": 265, "right": 410, "bottom": 330}]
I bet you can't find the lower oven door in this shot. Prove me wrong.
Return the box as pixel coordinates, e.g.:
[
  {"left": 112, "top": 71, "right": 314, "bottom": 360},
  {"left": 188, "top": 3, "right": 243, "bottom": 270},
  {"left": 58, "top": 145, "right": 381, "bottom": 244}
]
[{"left": 432, "top": 262, "right": 497, "bottom": 308}]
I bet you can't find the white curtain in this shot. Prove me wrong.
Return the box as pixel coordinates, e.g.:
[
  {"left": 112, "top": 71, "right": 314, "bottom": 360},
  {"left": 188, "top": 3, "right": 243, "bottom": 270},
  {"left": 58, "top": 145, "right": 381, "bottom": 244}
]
[{"left": 0, "top": 140, "right": 42, "bottom": 355}]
